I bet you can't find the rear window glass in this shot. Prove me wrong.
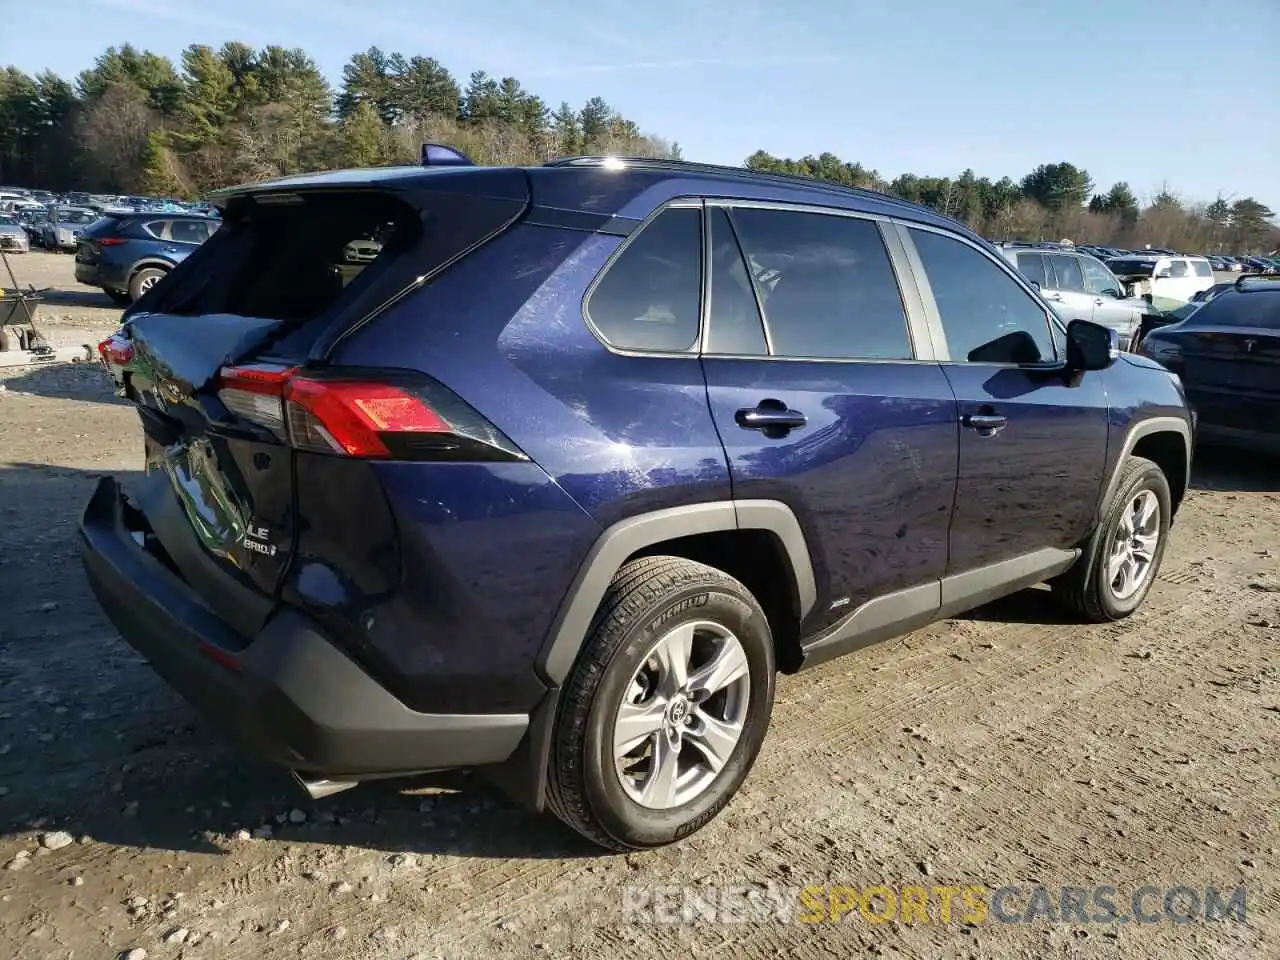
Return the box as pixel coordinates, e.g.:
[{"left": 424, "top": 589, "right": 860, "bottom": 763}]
[
  {"left": 1195, "top": 292, "right": 1280, "bottom": 329},
  {"left": 586, "top": 207, "right": 702, "bottom": 353},
  {"left": 85, "top": 216, "right": 125, "bottom": 237},
  {"left": 148, "top": 192, "right": 419, "bottom": 323},
  {"left": 1108, "top": 259, "right": 1155, "bottom": 277},
  {"left": 1192, "top": 260, "right": 1213, "bottom": 278}
]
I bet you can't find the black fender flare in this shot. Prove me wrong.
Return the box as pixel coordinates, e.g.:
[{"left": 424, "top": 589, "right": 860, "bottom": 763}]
[
  {"left": 536, "top": 499, "right": 816, "bottom": 686},
  {"left": 1096, "top": 415, "right": 1192, "bottom": 524},
  {"left": 487, "top": 499, "right": 815, "bottom": 812}
]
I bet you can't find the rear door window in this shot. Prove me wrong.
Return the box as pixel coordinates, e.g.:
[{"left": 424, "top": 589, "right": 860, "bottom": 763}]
[
  {"left": 1168, "top": 260, "right": 1189, "bottom": 278},
  {"left": 1046, "top": 254, "right": 1086, "bottom": 292},
  {"left": 727, "top": 207, "right": 913, "bottom": 360},
  {"left": 1192, "top": 260, "right": 1213, "bottom": 278},
  {"left": 1015, "top": 252, "right": 1049, "bottom": 288},
  {"left": 705, "top": 207, "right": 768, "bottom": 356},
  {"left": 586, "top": 206, "right": 702, "bottom": 353},
  {"left": 170, "top": 219, "right": 209, "bottom": 244}
]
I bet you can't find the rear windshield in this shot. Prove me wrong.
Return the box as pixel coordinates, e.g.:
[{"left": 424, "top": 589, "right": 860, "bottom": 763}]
[
  {"left": 1193, "top": 291, "right": 1280, "bottom": 329},
  {"left": 148, "top": 192, "right": 419, "bottom": 322},
  {"left": 1108, "top": 259, "right": 1155, "bottom": 277},
  {"left": 138, "top": 174, "right": 531, "bottom": 353},
  {"left": 85, "top": 216, "right": 126, "bottom": 236}
]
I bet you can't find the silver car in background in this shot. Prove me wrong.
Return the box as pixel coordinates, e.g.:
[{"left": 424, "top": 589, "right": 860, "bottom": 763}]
[
  {"left": 0, "top": 214, "right": 30, "bottom": 253},
  {"left": 39, "top": 206, "right": 99, "bottom": 251},
  {"left": 996, "top": 243, "right": 1154, "bottom": 350}
]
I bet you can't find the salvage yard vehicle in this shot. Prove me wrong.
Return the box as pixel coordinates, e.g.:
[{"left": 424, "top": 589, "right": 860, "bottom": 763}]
[
  {"left": 74, "top": 211, "right": 218, "bottom": 304},
  {"left": 1139, "top": 275, "right": 1280, "bottom": 453},
  {"left": 0, "top": 214, "right": 30, "bottom": 254},
  {"left": 79, "top": 151, "right": 1194, "bottom": 851},
  {"left": 996, "top": 242, "right": 1157, "bottom": 350},
  {"left": 1109, "top": 254, "right": 1216, "bottom": 305},
  {"left": 39, "top": 206, "right": 99, "bottom": 251}
]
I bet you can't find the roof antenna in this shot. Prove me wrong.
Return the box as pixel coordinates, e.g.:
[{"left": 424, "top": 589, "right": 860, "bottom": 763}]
[{"left": 421, "top": 143, "right": 476, "bottom": 167}]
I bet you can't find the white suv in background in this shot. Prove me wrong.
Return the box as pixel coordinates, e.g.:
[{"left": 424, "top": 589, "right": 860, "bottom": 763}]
[
  {"left": 996, "top": 243, "right": 1155, "bottom": 349},
  {"left": 1105, "top": 255, "right": 1215, "bottom": 305}
]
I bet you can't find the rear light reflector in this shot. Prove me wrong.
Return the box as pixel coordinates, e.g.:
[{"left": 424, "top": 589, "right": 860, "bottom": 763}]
[
  {"left": 215, "top": 365, "right": 525, "bottom": 462},
  {"left": 97, "top": 333, "right": 134, "bottom": 366},
  {"left": 97, "top": 237, "right": 128, "bottom": 246}
]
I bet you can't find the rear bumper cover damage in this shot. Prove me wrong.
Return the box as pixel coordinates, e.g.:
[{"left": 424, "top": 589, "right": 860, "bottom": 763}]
[{"left": 79, "top": 476, "right": 529, "bottom": 778}]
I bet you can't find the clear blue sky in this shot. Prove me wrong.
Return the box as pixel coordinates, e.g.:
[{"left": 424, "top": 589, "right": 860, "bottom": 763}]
[{"left": 3, "top": 0, "right": 1276, "bottom": 209}]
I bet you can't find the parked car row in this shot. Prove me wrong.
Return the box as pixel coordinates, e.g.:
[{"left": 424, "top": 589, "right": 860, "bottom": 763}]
[{"left": 0, "top": 185, "right": 222, "bottom": 304}]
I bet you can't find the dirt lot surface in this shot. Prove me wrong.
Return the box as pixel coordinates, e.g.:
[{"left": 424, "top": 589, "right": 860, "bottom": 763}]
[{"left": 0, "top": 252, "right": 1277, "bottom": 959}]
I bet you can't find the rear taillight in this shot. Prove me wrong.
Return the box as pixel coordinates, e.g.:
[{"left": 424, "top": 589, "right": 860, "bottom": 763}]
[
  {"left": 216, "top": 365, "right": 525, "bottom": 462},
  {"left": 97, "top": 333, "right": 134, "bottom": 366}
]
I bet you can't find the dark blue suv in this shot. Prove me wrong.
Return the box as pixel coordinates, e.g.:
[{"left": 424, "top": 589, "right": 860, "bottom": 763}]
[
  {"left": 78, "top": 154, "right": 1194, "bottom": 850},
  {"left": 74, "top": 212, "right": 217, "bottom": 304}
]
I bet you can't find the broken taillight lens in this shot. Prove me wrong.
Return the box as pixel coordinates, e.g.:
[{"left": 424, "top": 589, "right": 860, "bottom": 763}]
[{"left": 97, "top": 333, "right": 134, "bottom": 367}]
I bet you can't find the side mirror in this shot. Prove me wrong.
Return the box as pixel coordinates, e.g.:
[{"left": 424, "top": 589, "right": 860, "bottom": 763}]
[
  {"left": 1029, "top": 280, "right": 1041, "bottom": 292},
  {"left": 1066, "top": 319, "right": 1119, "bottom": 372},
  {"left": 1154, "top": 268, "right": 1171, "bottom": 279}
]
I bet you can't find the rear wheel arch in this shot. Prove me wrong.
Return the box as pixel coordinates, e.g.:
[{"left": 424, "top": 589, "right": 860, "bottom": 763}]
[{"left": 537, "top": 500, "right": 816, "bottom": 687}]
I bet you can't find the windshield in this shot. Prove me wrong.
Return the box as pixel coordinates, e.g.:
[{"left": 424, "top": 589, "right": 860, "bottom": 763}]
[
  {"left": 56, "top": 209, "right": 96, "bottom": 225},
  {"left": 1108, "top": 259, "right": 1155, "bottom": 277}
]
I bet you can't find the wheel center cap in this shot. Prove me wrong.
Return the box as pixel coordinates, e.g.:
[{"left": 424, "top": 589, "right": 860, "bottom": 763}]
[{"left": 667, "top": 695, "right": 690, "bottom": 726}]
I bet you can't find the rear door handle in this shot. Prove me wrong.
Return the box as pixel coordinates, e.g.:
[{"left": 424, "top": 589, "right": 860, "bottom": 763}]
[
  {"left": 962, "top": 413, "right": 1008, "bottom": 437},
  {"left": 736, "top": 402, "right": 807, "bottom": 432},
  {"left": 1045, "top": 293, "right": 1064, "bottom": 301}
]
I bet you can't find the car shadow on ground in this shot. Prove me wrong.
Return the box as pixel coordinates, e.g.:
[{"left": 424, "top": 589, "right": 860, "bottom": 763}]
[
  {"left": 0, "top": 359, "right": 124, "bottom": 405},
  {"left": 0, "top": 461, "right": 597, "bottom": 862},
  {"left": 1190, "top": 445, "right": 1279, "bottom": 493},
  {"left": 28, "top": 287, "right": 120, "bottom": 311}
]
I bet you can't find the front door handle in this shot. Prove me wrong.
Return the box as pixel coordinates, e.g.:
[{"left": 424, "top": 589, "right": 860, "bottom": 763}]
[
  {"left": 962, "top": 413, "right": 1008, "bottom": 437},
  {"left": 736, "top": 401, "right": 807, "bottom": 433},
  {"left": 1045, "top": 293, "right": 1064, "bottom": 302},
  {"left": 1093, "top": 297, "right": 1106, "bottom": 305}
]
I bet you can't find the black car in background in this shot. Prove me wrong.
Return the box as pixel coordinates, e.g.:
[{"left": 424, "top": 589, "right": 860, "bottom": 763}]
[{"left": 1139, "top": 277, "right": 1280, "bottom": 453}]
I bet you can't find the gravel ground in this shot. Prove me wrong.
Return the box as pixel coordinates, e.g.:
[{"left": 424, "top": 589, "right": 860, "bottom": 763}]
[{"left": 0, "top": 253, "right": 1277, "bottom": 959}]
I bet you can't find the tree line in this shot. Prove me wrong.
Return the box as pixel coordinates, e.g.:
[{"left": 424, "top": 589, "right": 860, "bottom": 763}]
[
  {"left": 1, "top": 43, "right": 1274, "bottom": 254},
  {"left": 0, "top": 43, "right": 680, "bottom": 199},
  {"left": 745, "top": 153, "right": 1278, "bottom": 254}
]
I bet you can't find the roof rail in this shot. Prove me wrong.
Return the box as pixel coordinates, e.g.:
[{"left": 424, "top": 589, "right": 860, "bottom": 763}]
[
  {"left": 1234, "top": 273, "right": 1280, "bottom": 292},
  {"left": 420, "top": 143, "right": 475, "bottom": 167},
  {"left": 543, "top": 155, "right": 943, "bottom": 221},
  {"left": 994, "top": 240, "right": 1066, "bottom": 250}
]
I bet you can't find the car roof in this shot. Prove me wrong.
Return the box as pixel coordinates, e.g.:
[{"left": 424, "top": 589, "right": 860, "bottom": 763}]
[{"left": 209, "top": 156, "right": 976, "bottom": 239}]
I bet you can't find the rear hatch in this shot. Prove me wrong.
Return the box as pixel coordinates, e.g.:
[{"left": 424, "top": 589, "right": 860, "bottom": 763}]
[
  {"left": 75, "top": 214, "right": 129, "bottom": 266},
  {"left": 118, "top": 169, "right": 530, "bottom": 638}
]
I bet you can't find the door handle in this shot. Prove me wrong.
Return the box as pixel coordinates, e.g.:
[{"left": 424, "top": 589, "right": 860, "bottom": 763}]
[
  {"left": 1093, "top": 297, "right": 1105, "bottom": 305},
  {"left": 962, "top": 413, "right": 1008, "bottom": 437},
  {"left": 736, "top": 401, "right": 807, "bottom": 432},
  {"left": 1045, "top": 293, "right": 1064, "bottom": 301}
]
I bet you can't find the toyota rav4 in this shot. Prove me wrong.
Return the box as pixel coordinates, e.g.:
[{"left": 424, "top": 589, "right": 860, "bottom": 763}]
[{"left": 79, "top": 152, "right": 1194, "bottom": 851}]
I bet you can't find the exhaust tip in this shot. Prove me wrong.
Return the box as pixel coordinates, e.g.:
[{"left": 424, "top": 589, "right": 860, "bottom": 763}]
[{"left": 292, "top": 772, "right": 358, "bottom": 800}]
